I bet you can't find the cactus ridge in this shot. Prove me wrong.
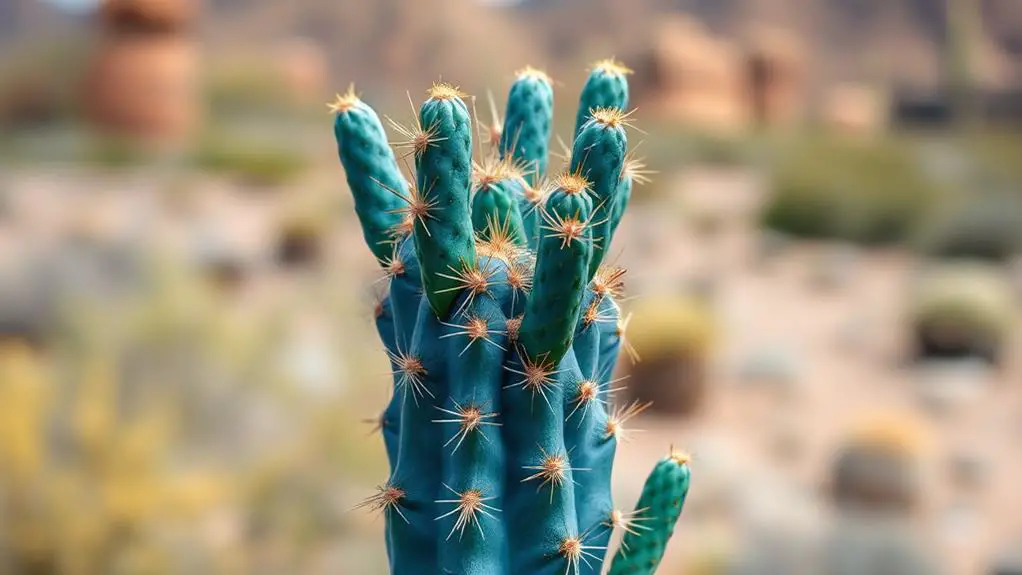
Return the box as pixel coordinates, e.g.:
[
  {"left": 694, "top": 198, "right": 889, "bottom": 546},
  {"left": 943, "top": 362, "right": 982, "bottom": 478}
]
[{"left": 334, "top": 63, "right": 688, "bottom": 575}]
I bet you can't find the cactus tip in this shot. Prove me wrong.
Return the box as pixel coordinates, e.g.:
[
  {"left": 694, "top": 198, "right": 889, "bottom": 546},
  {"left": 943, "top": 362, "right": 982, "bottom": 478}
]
[
  {"left": 515, "top": 65, "right": 553, "bottom": 84},
  {"left": 588, "top": 106, "right": 637, "bottom": 130},
  {"left": 668, "top": 445, "right": 692, "bottom": 466},
  {"left": 590, "top": 58, "right": 633, "bottom": 76},
  {"left": 428, "top": 81, "right": 469, "bottom": 101},
  {"left": 554, "top": 172, "right": 592, "bottom": 197},
  {"left": 328, "top": 83, "right": 360, "bottom": 114}
]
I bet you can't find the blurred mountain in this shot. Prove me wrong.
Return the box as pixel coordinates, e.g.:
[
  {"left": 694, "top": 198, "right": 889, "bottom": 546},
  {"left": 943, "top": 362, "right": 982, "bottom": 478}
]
[
  {"left": 4, "top": 0, "right": 1021, "bottom": 96},
  {"left": 203, "top": 0, "right": 543, "bottom": 98},
  {"left": 514, "top": 0, "right": 1022, "bottom": 91}
]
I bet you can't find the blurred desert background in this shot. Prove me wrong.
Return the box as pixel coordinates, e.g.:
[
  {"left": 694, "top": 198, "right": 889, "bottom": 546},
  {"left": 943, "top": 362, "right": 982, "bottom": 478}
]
[{"left": 1, "top": 0, "right": 1022, "bottom": 573}]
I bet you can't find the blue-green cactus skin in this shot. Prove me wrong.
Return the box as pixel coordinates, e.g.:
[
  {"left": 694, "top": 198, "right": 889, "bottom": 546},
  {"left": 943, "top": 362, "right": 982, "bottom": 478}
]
[
  {"left": 438, "top": 276, "right": 511, "bottom": 574},
  {"left": 335, "top": 64, "right": 687, "bottom": 575},
  {"left": 472, "top": 178, "right": 528, "bottom": 246},
  {"left": 415, "top": 94, "right": 476, "bottom": 318},
  {"left": 502, "top": 347, "right": 580, "bottom": 575},
  {"left": 518, "top": 184, "right": 593, "bottom": 367},
  {"left": 609, "top": 175, "right": 633, "bottom": 249},
  {"left": 570, "top": 118, "right": 627, "bottom": 281},
  {"left": 607, "top": 455, "right": 692, "bottom": 575},
  {"left": 573, "top": 62, "right": 630, "bottom": 140},
  {"left": 333, "top": 99, "right": 408, "bottom": 264},
  {"left": 500, "top": 70, "right": 555, "bottom": 185}
]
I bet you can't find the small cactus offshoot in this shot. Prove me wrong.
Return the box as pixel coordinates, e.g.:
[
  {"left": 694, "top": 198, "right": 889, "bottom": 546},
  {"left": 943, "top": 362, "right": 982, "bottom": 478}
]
[{"left": 334, "top": 61, "right": 690, "bottom": 574}]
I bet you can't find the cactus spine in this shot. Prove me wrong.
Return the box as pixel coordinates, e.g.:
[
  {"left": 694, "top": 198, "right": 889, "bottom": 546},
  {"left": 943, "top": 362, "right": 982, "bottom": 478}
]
[{"left": 334, "top": 61, "right": 688, "bottom": 575}]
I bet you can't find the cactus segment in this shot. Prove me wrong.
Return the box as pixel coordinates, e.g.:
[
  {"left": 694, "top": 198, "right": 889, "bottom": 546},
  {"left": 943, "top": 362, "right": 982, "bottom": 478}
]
[
  {"left": 332, "top": 88, "right": 409, "bottom": 264},
  {"left": 518, "top": 176, "right": 594, "bottom": 367},
  {"left": 570, "top": 111, "right": 628, "bottom": 280},
  {"left": 607, "top": 452, "right": 692, "bottom": 575},
  {"left": 500, "top": 67, "right": 555, "bottom": 186},
  {"left": 472, "top": 176, "right": 528, "bottom": 247},
  {"left": 415, "top": 85, "right": 477, "bottom": 318},
  {"left": 573, "top": 59, "right": 631, "bottom": 140}
]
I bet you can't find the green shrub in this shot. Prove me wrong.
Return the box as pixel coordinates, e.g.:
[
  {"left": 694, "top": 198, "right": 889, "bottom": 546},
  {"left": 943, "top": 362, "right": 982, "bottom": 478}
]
[
  {"left": 762, "top": 136, "right": 942, "bottom": 246},
  {"left": 918, "top": 192, "right": 1022, "bottom": 262},
  {"left": 192, "top": 135, "right": 308, "bottom": 186}
]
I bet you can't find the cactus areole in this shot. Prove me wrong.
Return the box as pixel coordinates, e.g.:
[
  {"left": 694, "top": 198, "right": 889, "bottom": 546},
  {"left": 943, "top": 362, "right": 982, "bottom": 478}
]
[{"left": 334, "top": 62, "right": 690, "bottom": 575}]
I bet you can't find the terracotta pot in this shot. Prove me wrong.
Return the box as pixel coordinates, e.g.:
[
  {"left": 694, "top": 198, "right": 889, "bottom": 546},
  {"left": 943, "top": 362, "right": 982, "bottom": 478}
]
[
  {"left": 84, "top": 35, "right": 200, "bottom": 140},
  {"left": 101, "top": 0, "right": 199, "bottom": 32}
]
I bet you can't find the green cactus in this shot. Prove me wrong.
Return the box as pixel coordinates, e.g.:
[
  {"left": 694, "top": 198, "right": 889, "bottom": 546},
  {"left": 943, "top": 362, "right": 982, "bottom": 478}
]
[
  {"left": 910, "top": 262, "right": 1016, "bottom": 365},
  {"left": 333, "top": 63, "right": 689, "bottom": 574},
  {"left": 608, "top": 451, "right": 692, "bottom": 575},
  {"left": 500, "top": 67, "right": 555, "bottom": 185},
  {"left": 573, "top": 59, "right": 631, "bottom": 139}
]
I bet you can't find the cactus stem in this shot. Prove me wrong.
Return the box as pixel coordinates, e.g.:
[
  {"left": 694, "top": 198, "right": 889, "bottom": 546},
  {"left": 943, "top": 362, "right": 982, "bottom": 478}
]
[
  {"left": 439, "top": 314, "right": 508, "bottom": 355},
  {"left": 355, "top": 483, "right": 409, "bottom": 524},
  {"left": 505, "top": 355, "right": 562, "bottom": 413},
  {"left": 386, "top": 349, "right": 431, "bottom": 404},
  {"left": 616, "top": 312, "right": 640, "bottom": 364},
  {"left": 433, "top": 400, "right": 501, "bottom": 453},
  {"left": 559, "top": 531, "right": 606, "bottom": 575},
  {"left": 327, "top": 84, "right": 361, "bottom": 114},
  {"left": 436, "top": 483, "right": 501, "bottom": 541},
  {"left": 522, "top": 446, "right": 588, "bottom": 502},
  {"left": 435, "top": 261, "right": 496, "bottom": 318},
  {"left": 604, "top": 399, "right": 651, "bottom": 442}
]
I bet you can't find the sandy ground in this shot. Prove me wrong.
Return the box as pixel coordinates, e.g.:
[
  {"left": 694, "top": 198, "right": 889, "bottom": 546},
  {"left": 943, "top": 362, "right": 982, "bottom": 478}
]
[
  {"left": 611, "top": 168, "right": 1022, "bottom": 574},
  {"left": 2, "top": 165, "right": 1020, "bottom": 574}
]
